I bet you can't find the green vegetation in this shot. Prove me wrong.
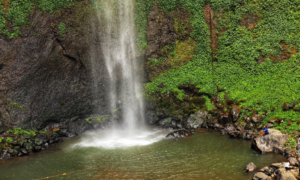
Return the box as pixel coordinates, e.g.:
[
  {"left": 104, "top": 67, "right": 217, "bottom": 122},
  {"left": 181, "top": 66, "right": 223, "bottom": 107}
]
[
  {"left": 7, "top": 127, "right": 36, "bottom": 136},
  {"left": 86, "top": 115, "right": 109, "bottom": 123},
  {"left": 0, "top": 2, "right": 8, "bottom": 36},
  {"left": 148, "top": 57, "right": 166, "bottom": 66},
  {"left": 137, "top": 0, "right": 300, "bottom": 133},
  {"left": 58, "top": 22, "right": 66, "bottom": 37},
  {"left": 10, "top": 102, "right": 26, "bottom": 111},
  {"left": 34, "top": 0, "right": 75, "bottom": 13},
  {"left": 0, "top": 0, "right": 76, "bottom": 37},
  {"left": 284, "top": 136, "right": 297, "bottom": 149},
  {"left": 134, "top": 0, "right": 154, "bottom": 51},
  {"left": 6, "top": 137, "right": 13, "bottom": 143},
  {"left": 203, "top": 96, "right": 216, "bottom": 111}
]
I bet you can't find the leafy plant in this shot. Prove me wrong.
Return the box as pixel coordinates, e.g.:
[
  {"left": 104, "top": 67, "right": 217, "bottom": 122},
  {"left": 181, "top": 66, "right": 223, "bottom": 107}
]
[
  {"left": 284, "top": 137, "right": 297, "bottom": 149},
  {"left": 10, "top": 102, "right": 25, "bottom": 111},
  {"left": 34, "top": 0, "right": 75, "bottom": 13},
  {"left": 86, "top": 115, "right": 109, "bottom": 123},
  {"left": 6, "top": 137, "right": 13, "bottom": 143},
  {"left": 148, "top": 57, "right": 166, "bottom": 66},
  {"left": 58, "top": 22, "right": 66, "bottom": 37},
  {"left": 7, "top": 128, "right": 36, "bottom": 136}
]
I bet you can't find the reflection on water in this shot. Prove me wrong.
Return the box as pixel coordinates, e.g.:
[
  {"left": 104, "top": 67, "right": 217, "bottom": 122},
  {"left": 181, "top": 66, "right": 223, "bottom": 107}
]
[{"left": 0, "top": 130, "right": 285, "bottom": 180}]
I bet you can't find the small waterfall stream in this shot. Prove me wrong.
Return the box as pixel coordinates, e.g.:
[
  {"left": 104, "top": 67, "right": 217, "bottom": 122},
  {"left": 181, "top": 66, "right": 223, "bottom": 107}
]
[{"left": 78, "top": 0, "right": 164, "bottom": 148}]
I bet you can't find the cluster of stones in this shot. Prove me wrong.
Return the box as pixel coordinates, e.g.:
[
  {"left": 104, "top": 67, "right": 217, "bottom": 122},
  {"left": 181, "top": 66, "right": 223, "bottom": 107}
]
[
  {"left": 246, "top": 158, "right": 300, "bottom": 180},
  {"left": 161, "top": 110, "right": 297, "bottom": 180},
  {"left": 0, "top": 132, "right": 60, "bottom": 159}
]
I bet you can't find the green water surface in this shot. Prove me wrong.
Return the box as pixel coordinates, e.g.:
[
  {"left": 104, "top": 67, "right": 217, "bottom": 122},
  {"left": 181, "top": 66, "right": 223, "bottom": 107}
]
[{"left": 0, "top": 130, "right": 284, "bottom": 180}]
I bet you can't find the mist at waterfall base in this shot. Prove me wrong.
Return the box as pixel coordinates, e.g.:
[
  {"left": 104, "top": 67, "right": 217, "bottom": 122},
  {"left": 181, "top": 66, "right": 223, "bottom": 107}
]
[{"left": 78, "top": 0, "right": 165, "bottom": 148}]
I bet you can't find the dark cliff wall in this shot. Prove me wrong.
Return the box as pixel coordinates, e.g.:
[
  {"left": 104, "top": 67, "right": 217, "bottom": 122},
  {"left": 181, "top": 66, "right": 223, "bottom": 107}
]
[{"left": 0, "top": 1, "right": 109, "bottom": 131}]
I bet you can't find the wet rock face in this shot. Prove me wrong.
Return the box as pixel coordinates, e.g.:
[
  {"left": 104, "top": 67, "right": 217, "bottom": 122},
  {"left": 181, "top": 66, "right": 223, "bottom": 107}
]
[
  {"left": 146, "top": 110, "right": 160, "bottom": 124},
  {"left": 0, "top": 1, "right": 110, "bottom": 130},
  {"left": 251, "top": 129, "right": 288, "bottom": 153},
  {"left": 146, "top": 3, "right": 176, "bottom": 59}
]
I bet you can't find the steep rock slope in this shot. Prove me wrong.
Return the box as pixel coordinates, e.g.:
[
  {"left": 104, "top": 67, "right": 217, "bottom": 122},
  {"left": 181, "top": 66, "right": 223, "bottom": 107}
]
[{"left": 0, "top": 1, "right": 109, "bottom": 131}]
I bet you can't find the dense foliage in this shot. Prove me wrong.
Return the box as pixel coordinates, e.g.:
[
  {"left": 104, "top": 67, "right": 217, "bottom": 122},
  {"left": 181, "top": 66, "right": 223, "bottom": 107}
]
[
  {"left": 0, "top": 0, "right": 76, "bottom": 38},
  {"left": 134, "top": 0, "right": 154, "bottom": 51},
  {"left": 137, "top": 0, "right": 300, "bottom": 133}
]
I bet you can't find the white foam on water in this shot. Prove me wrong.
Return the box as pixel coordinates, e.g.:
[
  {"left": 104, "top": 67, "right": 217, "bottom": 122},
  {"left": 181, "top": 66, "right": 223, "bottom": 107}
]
[{"left": 74, "top": 128, "right": 166, "bottom": 149}]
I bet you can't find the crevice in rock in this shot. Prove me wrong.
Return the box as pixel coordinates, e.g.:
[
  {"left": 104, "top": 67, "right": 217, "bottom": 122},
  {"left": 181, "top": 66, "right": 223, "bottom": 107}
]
[{"left": 63, "top": 54, "right": 77, "bottom": 62}]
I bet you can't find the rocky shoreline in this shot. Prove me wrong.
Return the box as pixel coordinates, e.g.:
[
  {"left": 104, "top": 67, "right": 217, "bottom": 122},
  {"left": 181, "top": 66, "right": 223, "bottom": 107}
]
[
  {"left": 162, "top": 110, "right": 300, "bottom": 180},
  {"left": 0, "top": 109, "right": 298, "bottom": 180},
  {"left": 0, "top": 116, "right": 113, "bottom": 160}
]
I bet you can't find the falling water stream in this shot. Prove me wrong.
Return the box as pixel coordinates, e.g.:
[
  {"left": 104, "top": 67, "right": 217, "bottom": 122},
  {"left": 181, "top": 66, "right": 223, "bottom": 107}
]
[{"left": 87, "top": 0, "right": 163, "bottom": 148}]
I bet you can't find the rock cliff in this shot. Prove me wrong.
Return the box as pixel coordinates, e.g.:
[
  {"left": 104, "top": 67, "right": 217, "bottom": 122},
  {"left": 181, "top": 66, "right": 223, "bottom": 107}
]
[{"left": 0, "top": 1, "right": 109, "bottom": 132}]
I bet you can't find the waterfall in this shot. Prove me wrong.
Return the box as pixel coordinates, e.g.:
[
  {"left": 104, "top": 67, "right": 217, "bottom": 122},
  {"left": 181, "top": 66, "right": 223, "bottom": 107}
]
[
  {"left": 101, "top": 0, "right": 145, "bottom": 132},
  {"left": 77, "top": 0, "right": 166, "bottom": 148}
]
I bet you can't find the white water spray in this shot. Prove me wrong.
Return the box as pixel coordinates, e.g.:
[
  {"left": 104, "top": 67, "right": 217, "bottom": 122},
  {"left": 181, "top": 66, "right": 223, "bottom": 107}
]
[{"left": 77, "top": 0, "right": 165, "bottom": 148}]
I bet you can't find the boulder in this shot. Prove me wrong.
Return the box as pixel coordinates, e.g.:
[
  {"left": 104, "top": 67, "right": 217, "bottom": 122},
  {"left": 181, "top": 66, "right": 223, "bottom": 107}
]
[
  {"left": 158, "top": 117, "right": 173, "bottom": 127},
  {"left": 253, "top": 172, "right": 271, "bottom": 180},
  {"left": 275, "top": 168, "right": 297, "bottom": 180},
  {"left": 251, "top": 129, "right": 288, "bottom": 153},
  {"left": 1, "top": 150, "right": 11, "bottom": 159},
  {"left": 267, "top": 123, "right": 274, "bottom": 128},
  {"left": 19, "top": 148, "right": 29, "bottom": 156},
  {"left": 225, "top": 124, "right": 236, "bottom": 132},
  {"left": 259, "top": 166, "right": 272, "bottom": 176},
  {"left": 33, "top": 146, "right": 42, "bottom": 152},
  {"left": 231, "top": 105, "right": 241, "bottom": 121},
  {"left": 34, "top": 137, "right": 44, "bottom": 146},
  {"left": 271, "top": 163, "right": 285, "bottom": 169},
  {"left": 288, "top": 157, "right": 298, "bottom": 166},
  {"left": 243, "top": 131, "right": 253, "bottom": 140},
  {"left": 146, "top": 110, "right": 159, "bottom": 124},
  {"left": 185, "top": 110, "right": 207, "bottom": 129},
  {"left": 245, "top": 162, "right": 257, "bottom": 173},
  {"left": 24, "top": 142, "right": 33, "bottom": 151}
]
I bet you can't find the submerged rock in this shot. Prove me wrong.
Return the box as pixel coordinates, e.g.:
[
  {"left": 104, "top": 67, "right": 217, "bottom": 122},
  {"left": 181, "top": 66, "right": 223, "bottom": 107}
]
[
  {"left": 251, "top": 129, "right": 288, "bottom": 153},
  {"left": 166, "top": 130, "right": 193, "bottom": 138},
  {"left": 245, "top": 162, "right": 257, "bottom": 173}
]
